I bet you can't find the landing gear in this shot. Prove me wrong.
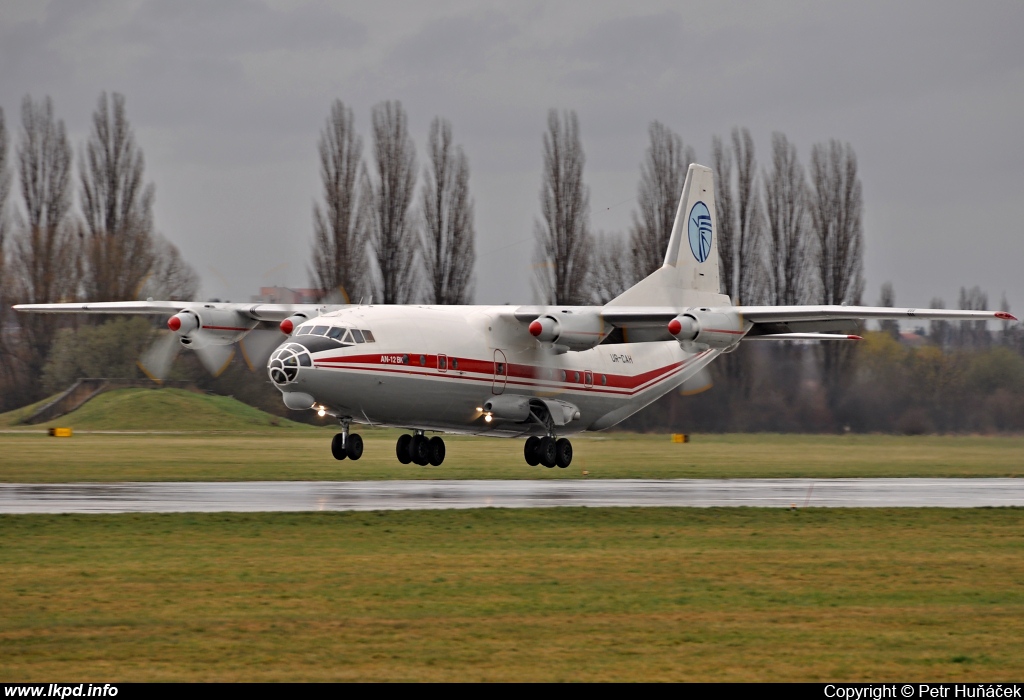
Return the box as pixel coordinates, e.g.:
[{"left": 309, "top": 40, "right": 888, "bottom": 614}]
[
  {"left": 524, "top": 436, "right": 541, "bottom": 466},
  {"left": 331, "top": 418, "right": 363, "bottom": 461},
  {"left": 396, "top": 432, "right": 446, "bottom": 466},
  {"left": 524, "top": 435, "right": 572, "bottom": 468}
]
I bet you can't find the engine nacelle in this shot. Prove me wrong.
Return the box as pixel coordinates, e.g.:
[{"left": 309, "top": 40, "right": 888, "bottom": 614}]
[
  {"left": 482, "top": 394, "right": 532, "bottom": 422},
  {"left": 668, "top": 309, "right": 746, "bottom": 349},
  {"left": 528, "top": 311, "right": 611, "bottom": 352},
  {"left": 170, "top": 308, "right": 256, "bottom": 347},
  {"left": 279, "top": 313, "right": 310, "bottom": 335}
]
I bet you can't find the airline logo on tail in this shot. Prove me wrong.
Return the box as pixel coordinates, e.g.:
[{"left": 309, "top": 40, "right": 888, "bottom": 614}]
[{"left": 688, "top": 201, "right": 712, "bottom": 263}]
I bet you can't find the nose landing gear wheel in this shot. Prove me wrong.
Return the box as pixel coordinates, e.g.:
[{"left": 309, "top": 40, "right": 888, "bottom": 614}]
[
  {"left": 524, "top": 436, "right": 541, "bottom": 466},
  {"left": 555, "top": 438, "right": 572, "bottom": 468},
  {"left": 538, "top": 436, "right": 557, "bottom": 468},
  {"left": 346, "top": 433, "right": 363, "bottom": 460},
  {"left": 427, "top": 436, "right": 446, "bottom": 466},
  {"left": 331, "top": 433, "right": 347, "bottom": 460},
  {"left": 396, "top": 434, "right": 412, "bottom": 464}
]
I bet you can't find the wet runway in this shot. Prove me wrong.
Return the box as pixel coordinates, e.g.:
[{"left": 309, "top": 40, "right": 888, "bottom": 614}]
[{"left": 0, "top": 478, "right": 1022, "bottom": 513}]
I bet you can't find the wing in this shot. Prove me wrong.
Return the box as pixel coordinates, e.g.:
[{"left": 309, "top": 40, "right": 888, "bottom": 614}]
[
  {"left": 12, "top": 300, "right": 344, "bottom": 323},
  {"left": 512, "top": 304, "right": 1016, "bottom": 345}
]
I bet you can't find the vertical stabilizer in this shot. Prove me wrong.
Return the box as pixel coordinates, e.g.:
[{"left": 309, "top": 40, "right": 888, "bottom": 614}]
[{"left": 606, "top": 164, "right": 730, "bottom": 308}]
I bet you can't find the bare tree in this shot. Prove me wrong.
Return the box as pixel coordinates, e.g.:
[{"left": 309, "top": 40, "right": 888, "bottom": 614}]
[
  {"left": 631, "top": 121, "right": 693, "bottom": 280},
  {"left": 876, "top": 282, "right": 900, "bottom": 339},
  {"left": 79, "top": 93, "right": 156, "bottom": 301},
  {"left": 141, "top": 236, "right": 199, "bottom": 301},
  {"left": 0, "top": 107, "right": 12, "bottom": 380},
  {"left": 957, "top": 285, "right": 989, "bottom": 349},
  {"left": 928, "top": 297, "right": 951, "bottom": 348},
  {"left": 310, "top": 100, "right": 364, "bottom": 301},
  {"left": 763, "top": 132, "right": 811, "bottom": 306},
  {"left": 808, "top": 139, "right": 864, "bottom": 401},
  {"left": 533, "top": 110, "right": 591, "bottom": 305},
  {"left": 365, "top": 100, "right": 419, "bottom": 304},
  {"left": 713, "top": 127, "right": 765, "bottom": 304},
  {"left": 420, "top": 117, "right": 475, "bottom": 304},
  {"left": 589, "top": 231, "right": 633, "bottom": 304},
  {"left": 808, "top": 140, "right": 864, "bottom": 307},
  {"left": 11, "top": 96, "right": 79, "bottom": 379}
]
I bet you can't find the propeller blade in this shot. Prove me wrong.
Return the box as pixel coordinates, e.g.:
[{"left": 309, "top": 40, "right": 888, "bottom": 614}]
[
  {"left": 239, "top": 329, "right": 286, "bottom": 371},
  {"left": 680, "top": 367, "right": 713, "bottom": 396},
  {"left": 137, "top": 332, "right": 182, "bottom": 383},
  {"left": 194, "top": 343, "right": 236, "bottom": 377}
]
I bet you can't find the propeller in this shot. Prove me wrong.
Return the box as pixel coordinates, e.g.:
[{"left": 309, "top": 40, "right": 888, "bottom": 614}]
[
  {"left": 239, "top": 325, "right": 288, "bottom": 371},
  {"left": 137, "top": 329, "right": 239, "bottom": 382}
]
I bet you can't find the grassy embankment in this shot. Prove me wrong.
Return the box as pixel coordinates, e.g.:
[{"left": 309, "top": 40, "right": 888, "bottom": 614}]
[
  {"left": 1, "top": 507, "right": 1022, "bottom": 681},
  {"left": 2, "top": 388, "right": 1023, "bottom": 481}
]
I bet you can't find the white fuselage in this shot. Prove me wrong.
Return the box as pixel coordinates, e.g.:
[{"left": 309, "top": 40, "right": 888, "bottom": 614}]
[{"left": 269, "top": 305, "right": 719, "bottom": 436}]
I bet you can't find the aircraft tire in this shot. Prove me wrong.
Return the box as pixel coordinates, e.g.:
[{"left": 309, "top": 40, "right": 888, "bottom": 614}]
[
  {"left": 524, "top": 436, "right": 541, "bottom": 466},
  {"left": 538, "top": 436, "right": 557, "bottom": 468},
  {"left": 410, "top": 434, "right": 430, "bottom": 466},
  {"left": 346, "top": 433, "right": 364, "bottom": 461},
  {"left": 428, "top": 436, "right": 446, "bottom": 466},
  {"left": 555, "top": 438, "right": 572, "bottom": 468},
  {"left": 331, "top": 433, "right": 348, "bottom": 461},
  {"left": 396, "top": 434, "right": 412, "bottom": 464}
]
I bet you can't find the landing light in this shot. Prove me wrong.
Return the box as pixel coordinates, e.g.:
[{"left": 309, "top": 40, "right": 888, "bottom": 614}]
[
  {"left": 484, "top": 414, "right": 493, "bottom": 423},
  {"left": 317, "top": 406, "right": 326, "bottom": 417}
]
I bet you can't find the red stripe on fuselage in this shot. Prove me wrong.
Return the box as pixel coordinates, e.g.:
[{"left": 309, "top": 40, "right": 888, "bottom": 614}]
[{"left": 312, "top": 351, "right": 709, "bottom": 397}]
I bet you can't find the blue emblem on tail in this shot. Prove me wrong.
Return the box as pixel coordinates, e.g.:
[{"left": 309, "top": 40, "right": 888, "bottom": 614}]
[{"left": 688, "top": 201, "right": 712, "bottom": 263}]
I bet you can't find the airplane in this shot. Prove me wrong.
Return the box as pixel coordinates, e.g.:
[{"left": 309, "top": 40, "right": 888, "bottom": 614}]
[{"left": 14, "top": 164, "right": 1016, "bottom": 469}]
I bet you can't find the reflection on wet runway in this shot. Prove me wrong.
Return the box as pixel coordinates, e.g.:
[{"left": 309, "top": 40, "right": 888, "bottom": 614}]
[{"left": 0, "top": 478, "right": 1022, "bottom": 514}]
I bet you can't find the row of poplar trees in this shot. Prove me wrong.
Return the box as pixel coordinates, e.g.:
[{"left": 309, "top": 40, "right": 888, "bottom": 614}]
[
  {"left": 0, "top": 94, "right": 198, "bottom": 407},
  {"left": 309, "top": 103, "right": 866, "bottom": 314}
]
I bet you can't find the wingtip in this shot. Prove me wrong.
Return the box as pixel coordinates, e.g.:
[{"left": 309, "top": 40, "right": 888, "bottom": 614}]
[
  {"left": 849, "top": 335, "right": 864, "bottom": 340},
  {"left": 995, "top": 312, "right": 1018, "bottom": 321}
]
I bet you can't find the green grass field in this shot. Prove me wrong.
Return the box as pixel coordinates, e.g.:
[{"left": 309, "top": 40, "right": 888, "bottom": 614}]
[
  {"left": 2, "top": 431, "right": 1023, "bottom": 482},
  {"left": 2, "top": 508, "right": 1022, "bottom": 681}
]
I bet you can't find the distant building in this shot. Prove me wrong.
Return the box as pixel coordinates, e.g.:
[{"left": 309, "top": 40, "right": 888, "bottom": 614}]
[{"left": 250, "top": 287, "right": 326, "bottom": 304}]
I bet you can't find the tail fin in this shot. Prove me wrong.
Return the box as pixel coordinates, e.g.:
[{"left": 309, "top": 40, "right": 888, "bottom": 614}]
[{"left": 606, "top": 164, "right": 730, "bottom": 308}]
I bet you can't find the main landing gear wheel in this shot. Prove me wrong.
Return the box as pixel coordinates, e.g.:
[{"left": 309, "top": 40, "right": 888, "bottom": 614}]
[
  {"left": 427, "top": 436, "right": 446, "bottom": 466},
  {"left": 395, "top": 433, "right": 411, "bottom": 462},
  {"left": 524, "top": 436, "right": 541, "bottom": 466},
  {"left": 538, "top": 436, "right": 558, "bottom": 468},
  {"left": 410, "top": 434, "right": 429, "bottom": 466},
  {"left": 555, "top": 438, "right": 572, "bottom": 468},
  {"left": 396, "top": 434, "right": 412, "bottom": 464}
]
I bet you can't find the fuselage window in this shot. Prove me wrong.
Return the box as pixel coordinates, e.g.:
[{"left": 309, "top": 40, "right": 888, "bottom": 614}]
[
  {"left": 601, "top": 374, "right": 607, "bottom": 385},
  {"left": 311, "top": 325, "right": 329, "bottom": 336},
  {"left": 560, "top": 370, "right": 567, "bottom": 381},
  {"left": 438, "top": 356, "right": 447, "bottom": 370},
  {"left": 452, "top": 358, "right": 459, "bottom": 370},
  {"left": 351, "top": 329, "right": 365, "bottom": 343},
  {"left": 420, "top": 354, "right": 426, "bottom": 366},
  {"left": 362, "top": 330, "right": 375, "bottom": 342},
  {"left": 574, "top": 371, "right": 580, "bottom": 382}
]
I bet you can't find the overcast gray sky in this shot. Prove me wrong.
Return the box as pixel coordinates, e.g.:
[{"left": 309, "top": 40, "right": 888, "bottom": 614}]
[{"left": 2, "top": 0, "right": 1022, "bottom": 316}]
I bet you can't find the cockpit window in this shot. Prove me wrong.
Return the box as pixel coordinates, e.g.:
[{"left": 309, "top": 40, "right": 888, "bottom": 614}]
[
  {"left": 362, "top": 330, "right": 375, "bottom": 343},
  {"left": 327, "top": 327, "right": 344, "bottom": 340},
  {"left": 311, "top": 325, "right": 329, "bottom": 336},
  {"left": 350, "top": 329, "right": 365, "bottom": 343},
  {"left": 295, "top": 325, "right": 312, "bottom": 336}
]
